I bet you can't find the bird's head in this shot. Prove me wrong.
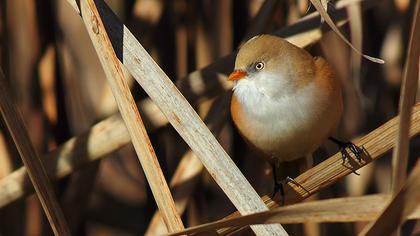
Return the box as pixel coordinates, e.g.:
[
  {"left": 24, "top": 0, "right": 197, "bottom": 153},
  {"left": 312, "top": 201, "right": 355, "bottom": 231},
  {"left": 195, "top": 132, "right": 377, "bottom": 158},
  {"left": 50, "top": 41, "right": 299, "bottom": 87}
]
[{"left": 228, "top": 34, "right": 315, "bottom": 101}]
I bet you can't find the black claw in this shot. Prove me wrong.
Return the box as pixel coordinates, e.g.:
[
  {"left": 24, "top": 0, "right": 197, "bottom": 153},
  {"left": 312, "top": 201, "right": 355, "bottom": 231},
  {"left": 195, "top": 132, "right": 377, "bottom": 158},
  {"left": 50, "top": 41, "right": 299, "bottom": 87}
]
[
  {"left": 285, "top": 176, "right": 297, "bottom": 185},
  {"left": 348, "top": 142, "right": 363, "bottom": 161},
  {"left": 329, "top": 137, "right": 364, "bottom": 162}
]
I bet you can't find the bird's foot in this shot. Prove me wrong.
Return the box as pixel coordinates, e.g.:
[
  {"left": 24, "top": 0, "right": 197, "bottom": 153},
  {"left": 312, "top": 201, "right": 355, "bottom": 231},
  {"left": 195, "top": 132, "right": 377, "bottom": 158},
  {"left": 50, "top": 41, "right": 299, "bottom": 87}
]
[
  {"left": 329, "top": 137, "right": 363, "bottom": 163},
  {"left": 271, "top": 176, "right": 298, "bottom": 205},
  {"left": 340, "top": 142, "right": 363, "bottom": 163}
]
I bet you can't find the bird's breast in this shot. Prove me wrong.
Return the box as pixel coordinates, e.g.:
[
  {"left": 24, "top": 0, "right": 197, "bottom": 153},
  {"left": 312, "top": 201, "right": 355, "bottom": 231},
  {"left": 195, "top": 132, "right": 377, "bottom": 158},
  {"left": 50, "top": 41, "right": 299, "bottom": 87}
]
[{"left": 231, "top": 81, "right": 342, "bottom": 162}]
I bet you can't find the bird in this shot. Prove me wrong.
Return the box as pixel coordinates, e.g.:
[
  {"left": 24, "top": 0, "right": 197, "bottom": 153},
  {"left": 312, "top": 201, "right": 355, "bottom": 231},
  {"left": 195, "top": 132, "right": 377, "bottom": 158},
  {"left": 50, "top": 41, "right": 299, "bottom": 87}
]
[{"left": 228, "top": 34, "right": 362, "bottom": 198}]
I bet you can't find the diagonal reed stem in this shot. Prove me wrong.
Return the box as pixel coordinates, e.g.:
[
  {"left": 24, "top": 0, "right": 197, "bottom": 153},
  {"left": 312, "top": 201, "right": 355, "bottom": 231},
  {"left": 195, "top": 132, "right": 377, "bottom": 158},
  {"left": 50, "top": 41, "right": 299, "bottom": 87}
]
[
  {"left": 79, "top": 0, "right": 184, "bottom": 232},
  {"left": 0, "top": 70, "right": 70, "bottom": 235},
  {"left": 74, "top": 0, "right": 288, "bottom": 234}
]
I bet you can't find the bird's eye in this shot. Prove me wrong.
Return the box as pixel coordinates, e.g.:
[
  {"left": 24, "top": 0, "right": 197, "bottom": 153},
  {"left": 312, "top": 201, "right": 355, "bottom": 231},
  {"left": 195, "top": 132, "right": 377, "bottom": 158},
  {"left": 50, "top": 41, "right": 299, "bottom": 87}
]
[{"left": 255, "top": 62, "right": 264, "bottom": 70}]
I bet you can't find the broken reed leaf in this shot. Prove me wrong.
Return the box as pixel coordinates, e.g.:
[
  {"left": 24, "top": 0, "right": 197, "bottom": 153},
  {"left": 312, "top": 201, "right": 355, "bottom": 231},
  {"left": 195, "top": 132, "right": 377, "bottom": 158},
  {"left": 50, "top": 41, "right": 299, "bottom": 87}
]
[{"left": 309, "top": 0, "right": 385, "bottom": 64}]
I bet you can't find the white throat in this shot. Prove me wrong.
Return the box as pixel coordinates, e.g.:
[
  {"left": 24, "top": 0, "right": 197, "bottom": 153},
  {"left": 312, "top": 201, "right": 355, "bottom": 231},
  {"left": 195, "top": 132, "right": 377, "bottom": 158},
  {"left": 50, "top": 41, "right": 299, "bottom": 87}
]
[{"left": 232, "top": 71, "right": 298, "bottom": 118}]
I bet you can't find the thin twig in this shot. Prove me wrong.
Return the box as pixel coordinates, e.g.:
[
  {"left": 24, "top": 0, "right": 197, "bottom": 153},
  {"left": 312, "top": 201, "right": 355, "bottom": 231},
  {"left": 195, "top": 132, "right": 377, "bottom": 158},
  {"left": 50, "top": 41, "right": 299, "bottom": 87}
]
[
  {"left": 0, "top": 70, "right": 70, "bottom": 235},
  {"left": 79, "top": 0, "right": 184, "bottom": 231}
]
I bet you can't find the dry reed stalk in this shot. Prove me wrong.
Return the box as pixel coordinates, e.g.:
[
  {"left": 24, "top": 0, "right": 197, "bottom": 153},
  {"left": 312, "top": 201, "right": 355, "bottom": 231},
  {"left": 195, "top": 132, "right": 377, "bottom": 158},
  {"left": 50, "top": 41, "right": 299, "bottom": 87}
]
[
  {"left": 6, "top": 0, "right": 40, "bottom": 115},
  {"left": 309, "top": 0, "right": 384, "bottom": 63},
  {"left": 146, "top": 1, "right": 282, "bottom": 233},
  {"left": 71, "top": 1, "right": 289, "bottom": 235},
  {"left": 0, "top": 0, "right": 377, "bottom": 209},
  {"left": 343, "top": 2, "right": 365, "bottom": 137},
  {"left": 0, "top": 133, "right": 12, "bottom": 178},
  {"left": 166, "top": 193, "right": 420, "bottom": 235},
  {"left": 38, "top": 46, "right": 58, "bottom": 125},
  {"left": 391, "top": 0, "right": 420, "bottom": 195},
  {"left": 195, "top": 18, "right": 213, "bottom": 68},
  {"left": 0, "top": 70, "right": 70, "bottom": 235},
  {"left": 243, "top": 0, "right": 281, "bottom": 41},
  {"left": 145, "top": 94, "right": 229, "bottom": 235},
  {"left": 145, "top": 152, "right": 203, "bottom": 235},
  {"left": 360, "top": 160, "right": 420, "bottom": 236},
  {"left": 79, "top": 0, "right": 184, "bottom": 231},
  {"left": 0, "top": 112, "right": 129, "bottom": 208},
  {"left": 216, "top": 0, "right": 232, "bottom": 57},
  {"left": 173, "top": 1, "right": 188, "bottom": 79},
  {"left": 347, "top": 3, "right": 363, "bottom": 103},
  {"left": 217, "top": 102, "right": 420, "bottom": 235}
]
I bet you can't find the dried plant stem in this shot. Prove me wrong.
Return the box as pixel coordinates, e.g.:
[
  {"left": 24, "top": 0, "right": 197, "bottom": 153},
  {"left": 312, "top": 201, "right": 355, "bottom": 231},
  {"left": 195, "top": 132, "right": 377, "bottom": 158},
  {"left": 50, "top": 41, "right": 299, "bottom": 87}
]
[
  {"left": 243, "top": 0, "right": 281, "bottom": 41},
  {"left": 145, "top": 94, "right": 229, "bottom": 235},
  {"left": 391, "top": 0, "right": 420, "bottom": 195},
  {"left": 218, "top": 102, "right": 420, "bottom": 235},
  {"left": 75, "top": 0, "right": 288, "bottom": 235},
  {"left": 309, "top": 0, "right": 383, "bottom": 63},
  {"left": 347, "top": 3, "right": 363, "bottom": 101},
  {"left": 80, "top": 0, "right": 183, "bottom": 231},
  {"left": 166, "top": 193, "right": 420, "bottom": 235},
  {"left": 147, "top": 0, "right": 283, "bottom": 231},
  {"left": 360, "top": 160, "right": 420, "bottom": 236},
  {"left": 0, "top": 112, "right": 129, "bottom": 208},
  {"left": 145, "top": 151, "right": 203, "bottom": 235},
  {"left": 0, "top": 70, "right": 70, "bottom": 235}
]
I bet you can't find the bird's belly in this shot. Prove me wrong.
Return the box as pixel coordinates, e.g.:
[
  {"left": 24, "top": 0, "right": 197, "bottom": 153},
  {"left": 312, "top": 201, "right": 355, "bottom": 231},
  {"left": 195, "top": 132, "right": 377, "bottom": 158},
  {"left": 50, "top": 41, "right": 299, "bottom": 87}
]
[
  {"left": 237, "top": 93, "right": 341, "bottom": 162},
  {"left": 248, "top": 118, "right": 328, "bottom": 161}
]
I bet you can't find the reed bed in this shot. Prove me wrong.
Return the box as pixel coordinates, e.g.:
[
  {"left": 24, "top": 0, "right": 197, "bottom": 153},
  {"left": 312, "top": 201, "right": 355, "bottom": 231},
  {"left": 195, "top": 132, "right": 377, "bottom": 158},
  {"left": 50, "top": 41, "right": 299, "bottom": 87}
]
[{"left": 0, "top": 0, "right": 418, "bottom": 235}]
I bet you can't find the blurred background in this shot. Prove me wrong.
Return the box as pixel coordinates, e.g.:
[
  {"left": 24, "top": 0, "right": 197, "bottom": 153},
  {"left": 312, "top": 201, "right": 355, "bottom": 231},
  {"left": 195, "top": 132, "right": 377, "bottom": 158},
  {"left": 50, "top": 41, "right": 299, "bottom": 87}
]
[{"left": 0, "top": 0, "right": 418, "bottom": 235}]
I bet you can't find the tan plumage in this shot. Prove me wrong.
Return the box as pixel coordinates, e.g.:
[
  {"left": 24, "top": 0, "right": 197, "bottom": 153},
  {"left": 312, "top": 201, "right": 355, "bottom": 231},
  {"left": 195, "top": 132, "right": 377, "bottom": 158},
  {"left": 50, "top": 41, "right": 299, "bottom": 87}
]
[{"left": 229, "top": 35, "right": 342, "bottom": 171}]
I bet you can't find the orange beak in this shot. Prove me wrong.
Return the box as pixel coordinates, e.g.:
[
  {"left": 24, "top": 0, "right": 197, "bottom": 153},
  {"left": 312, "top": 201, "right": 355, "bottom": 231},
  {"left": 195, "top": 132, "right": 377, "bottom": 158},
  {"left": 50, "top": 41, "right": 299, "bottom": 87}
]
[{"left": 228, "top": 70, "right": 247, "bottom": 81}]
